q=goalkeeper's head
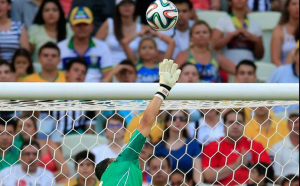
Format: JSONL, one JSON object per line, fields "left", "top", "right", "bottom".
{"left": 95, "top": 158, "right": 116, "bottom": 181}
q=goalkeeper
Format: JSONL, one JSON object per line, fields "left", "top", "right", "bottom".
{"left": 95, "top": 59, "right": 181, "bottom": 186}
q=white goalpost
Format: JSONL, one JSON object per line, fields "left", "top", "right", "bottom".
{"left": 0, "top": 83, "right": 299, "bottom": 186}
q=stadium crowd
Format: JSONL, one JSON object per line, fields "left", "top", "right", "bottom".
{"left": 0, "top": 0, "right": 299, "bottom": 185}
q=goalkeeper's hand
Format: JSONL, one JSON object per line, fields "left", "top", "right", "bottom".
{"left": 155, "top": 59, "right": 181, "bottom": 100}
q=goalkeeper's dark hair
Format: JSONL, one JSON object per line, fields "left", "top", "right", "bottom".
{"left": 95, "top": 158, "right": 111, "bottom": 181}
{"left": 236, "top": 60, "right": 257, "bottom": 75}
{"left": 75, "top": 150, "right": 95, "bottom": 167}
{"left": 250, "top": 163, "right": 275, "bottom": 184}
{"left": 65, "top": 58, "right": 88, "bottom": 72}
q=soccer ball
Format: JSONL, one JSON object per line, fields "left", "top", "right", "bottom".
{"left": 146, "top": 0, "right": 178, "bottom": 31}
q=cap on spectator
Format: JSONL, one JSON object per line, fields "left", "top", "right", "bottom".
{"left": 116, "top": 0, "right": 136, "bottom": 5}
{"left": 289, "top": 108, "right": 299, "bottom": 118}
{"left": 70, "top": 7, "right": 93, "bottom": 26}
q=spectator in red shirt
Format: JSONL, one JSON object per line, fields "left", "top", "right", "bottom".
{"left": 202, "top": 110, "right": 271, "bottom": 186}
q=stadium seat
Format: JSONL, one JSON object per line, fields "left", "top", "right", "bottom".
{"left": 255, "top": 62, "right": 277, "bottom": 82}
{"left": 248, "top": 12, "right": 282, "bottom": 63}
{"left": 196, "top": 11, "right": 228, "bottom": 28}
{"left": 61, "top": 134, "right": 108, "bottom": 159}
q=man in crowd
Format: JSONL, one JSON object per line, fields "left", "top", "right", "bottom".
{"left": 170, "top": 170, "right": 194, "bottom": 186}
{"left": 105, "top": 60, "right": 137, "bottom": 82}
{"left": 148, "top": 155, "right": 171, "bottom": 186}
{"left": 0, "top": 59, "right": 13, "bottom": 82}
{"left": 235, "top": 60, "right": 257, "bottom": 83}
{"left": 202, "top": 110, "right": 271, "bottom": 185}
{"left": 158, "top": 0, "right": 195, "bottom": 59}
{"left": 50, "top": 57, "right": 96, "bottom": 144}
{"left": 0, "top": 140, "right": 55, "bottom": 185}
{"left": 245, "top": 107, "right": 289, "bottom": 150}
{"left": 270, "top": 109, "right": 299, "bottom": 182}
{"left": 0, "top": 119, "right": 22, "bottom": 171}
{"left": 65, "top": 151, "right": 100, "bottom": 186}
{"left": 22, "top": 42, "right": 65, "bottom": 82}
{"left": 58, "top": 6, "right": 113, "bottom": 82}
{"left": 268, "top": 41, "right": 299, "bottom": 83}
{"left": 281, "top": 175, "right": 299, "bottom": 186}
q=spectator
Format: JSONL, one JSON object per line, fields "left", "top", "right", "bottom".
{"left": 0, "top": 140, "right": 55, "bottom": 186}
{"left": 10, "top": 49, "right": 34, "bottom": 82}
{"left": 148, "top": 155, "right": 171, "bottom": 186}
{"left": 105, "top": 60, "right": 138, "bottom": 82}
{"left": 189, "top": 0, "right": 221, "bottom": 10}
{"left": 188, "top": 109, "right": 225, "bottom": 146}
{"left": 282, "top": 175, "right": 299, "bottom": 186}
{"left": 176, "top": 21, "right": 236, "bottom": 83}
{"left": 91, "top": 115, "right": 126, "bottom": 164}
{"left": 286, "top": 26, "right": 299, "bottom": 64}
{"left": 270, "top": 109, "right": 299, "bottom": 180}
{"left": 122, "top": 30, "right": 175, "bottom": 83}
{"left": 178, "top": 63, "right": 200, "bottom": 83}
{"left": 0, "top": 59, "right": 13, "bottom": 82}
{"left": 16, "top": 114, "right": 69, "bottom": 184}
{"left": 245, "top": 107, "right": 289, "bottom": 150}
{"left": 154, "top": 110, "right": 202, "bottom": 184}
{"left": 96, "top": 0, "right": 144, "bottom": 66}
{"left": 202, "top": 110, "right": 271, "bottom": 186}
{"left": 268, "top": 41, "right": 299, "bottom": 83}
{"left": 69, "top": 0, "right": 115, "bottom": 35}
{"left": 0, "top": 0, "right": 30, "bottom": 62}
{"left": 248, "top": 0, "right": 272, "bottom": 12}
{"left": 124, "top": 112, "right": 166, "bottom": 144}
{"left": 170, "top": 170, "right": 195, "bottom": 186}
{"left": 10, "top": 0, "right": 42, "bottom": 29}
{"left": 64, "top": 57, "right": 88, "bottom": 82}
{"left": 58, "top": 6, "right": 113, "bottom": 82}
{"left": 22, "top": 42, "right": 66, "bottom": 82}
{"left": 235, "top": 60, "right": 257, "bottom": 83}
{"left": 212, "top": 0, "right": 264, "bottom": 65}
{"left": 65, "top": 151, "right": 100, "bottom": 186}
{"left": 248, "top": 163, "right": 275, "bottom": 186}
{"left": 140, "top": 137, "right": 154, "bottom": 186}
{"left": 0, "top": 119, "right": 22, "bottom": 170}
{"left": 29, "top": 0, "right": 73, "bottom": 63}
{"left": 271, "top": 0, "right": 299, "bottom": 66}
{"left": 158, "top": 0, "right": 195, "bottom": 59}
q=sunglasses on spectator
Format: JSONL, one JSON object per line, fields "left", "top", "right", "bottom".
{"left": 172, "top": 116, "right": 187, "bottom": 122}
{"left": 107, "top": 124, "right": 123, "bottom": 130}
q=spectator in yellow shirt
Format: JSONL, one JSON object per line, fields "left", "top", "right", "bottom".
{"left": 245, "top": 107, "right": 289, "bottom": 151}
{"left": 22, "top": 42, "right": 66, "bottom": 82}
{"left": 64, "top": 151, "right": 100, "bottom": 186}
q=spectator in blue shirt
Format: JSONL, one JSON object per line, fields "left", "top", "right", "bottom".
{"left": 268, "top": 41, "right": 299, "bottom": 83}
{"left": 154, "top": 110, "right": 202, "bottom": 184}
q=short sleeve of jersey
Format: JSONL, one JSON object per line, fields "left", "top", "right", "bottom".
{"left": 99, "top": 42, "right": 113, "bottom": 72}
{"left": 117, "top": 130, "right": 146, "bottom": 164}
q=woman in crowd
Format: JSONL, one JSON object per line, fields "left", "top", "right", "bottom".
{"left": 0, "top": 0, "right": 30, "bottom": 62}
{"left": 178, "top": 63, "right": 200, "bottom": 83}
{"left": 212, "top": 0, "right": 264, "bottom": 65}
{"left": 10, "top": 49, "right": 34, "bottom": 81}
{"left": 176, "top": 21, "right": 235, "bottom": 83}
{"left": 271, "top": 0, "right": 299, "bottom": 66}
{"left": 96, "top": 0, "right": 144, "bottom": 66}
{"left": 16, "top": 113, "right": 69, "bottom": 184}
{"left": 29, "top": 0, "right": 72, "bottom": 63}
{"left": 122, "top": 28, "right": 175, "bottom": 83}
{"left": 154, "top": 110, "right": 202, "bottom": 184}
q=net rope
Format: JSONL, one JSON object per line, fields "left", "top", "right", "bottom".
{"left": 0, "top": 100, "right": 299, "bottom": 186}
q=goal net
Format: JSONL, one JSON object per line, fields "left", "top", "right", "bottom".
{"left": 0, "top": 83, "right": 299, "bottom": 186}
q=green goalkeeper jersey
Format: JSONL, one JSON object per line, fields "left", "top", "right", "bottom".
{"left": 99, "top": 130, "right": 146, "bottom": 186}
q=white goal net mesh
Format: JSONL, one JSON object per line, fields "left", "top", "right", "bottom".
{"left": 0, "top": 100, "right": 299, "bottom": 186}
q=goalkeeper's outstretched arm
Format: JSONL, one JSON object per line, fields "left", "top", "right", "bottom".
{"left": 138, "top": 59, "right": 181, "bottom": 137}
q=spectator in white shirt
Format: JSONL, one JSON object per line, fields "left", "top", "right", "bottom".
{"left": 91, "top": 115, "right": 126, "bottom": 164}
{"left": 0, "top": 140, "right": 56, "bottom": 186}
{"left": 188, "top": 109, "right": 224, "bottom": 145}
{"left": 269, "top": 109, "right": 299, "bottom": 183}
{"left": 212, "top": 0, "right": 264, "bottom": 65}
